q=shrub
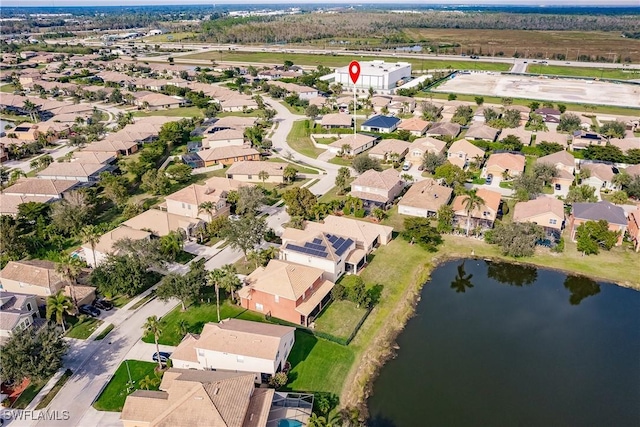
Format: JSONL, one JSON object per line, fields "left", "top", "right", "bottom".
{"left": 354, "top": 209, "right": 366, "bottom": 218}
{"left": 269, "top": 372, "right": 288, "bottom": 389}
{"left": 331, "top": 283, "right": 346, "bottom": 300}
{"left": 552, "top": 237, "right": 565, "bottom": 253}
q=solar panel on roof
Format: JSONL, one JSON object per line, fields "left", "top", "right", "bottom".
{"left": 304, "top": 242, "right": 326, "bottom": 252}
{"left": 312, "top": 238, "right": 323, "bottom": 245}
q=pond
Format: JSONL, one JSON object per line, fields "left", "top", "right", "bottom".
{"left": 368, "top": 260, "right": 640, "bottom": 427}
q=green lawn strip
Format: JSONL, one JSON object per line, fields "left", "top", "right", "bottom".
{"left": 315, "top": 137, "right": 338, "bottom": 145}
{"left": 286, "top": 120, "right": 326, "bottom": 159}
{"left": 142, "top": 302, "right": 265, "bottom": 346}
{"left": 313, "top": 300, "right": 368, "bottom": 340}
{"left": 192, "top": 167, "right": 229, "bottom": 181}
{"left": 131, "top": 106, "right": 203, "bottom": 118}
{"left": 420, "top": 91, "right": 640, "bottom": 116}
{"left": 285, "top": 330, "right": 355, "bottom": 395}
{"left": 35, "top": 369, "right": 73, "bottom": 410}
{"left": 267, "top": 157, "right": 320, "bottom": 174}
{"left": 0, "top": 83, "right": 17, "bottom": 93}
{"left": 128, "top": 292, "right": 157, "bottom": 311}
{"left": 279, "top": 101, "right": 306, "bottom": 115}
{"left": 216, "top": 110, "right": 263, "bottom": 118}
{"left": 94, "top": 324, "right": 114, "bottom": 341}
{"left": 65, "top": 316, "right": 102, "bottom": 340}
{"left": 93, "top": 361, "right": 162, "bottom": 412}
{"left": 183, "top": 51, "right": 511, "bottom": 72}
{"left": 327, "top": 157, "right": 351, "bottom": 167}
{"left": 12, "top": 379, "right": 48, "bottom": 409}
{"left": 234, "top": 258, "right": 258, "bottom": 275}
{"left": 526, "top": 64, "right": 640, "bottom": 80}
{"left": 175, "top": 250, "right": 196, "bottom": 264}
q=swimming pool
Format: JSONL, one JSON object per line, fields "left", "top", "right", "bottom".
{"left": 277, "top": 419, "right": 303, "bottom": 427}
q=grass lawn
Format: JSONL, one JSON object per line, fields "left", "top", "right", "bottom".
{"left": 175, "top": 250, "right": 196, "bottom": 264}
{"left": 182, "top": 51, "right": 511, "bottom": 72}
{"left": 143, "top": 301, "right": 266, "bottom": 346}
{"left": 128, "top": 292, "right": 157, "bottom": 311}
{"left": 327, "top": 156, "right": 351, "bottom": 167}
{"left": 93, "top": 361, "right": 161, "bottom": 412}
{"left": 35, "top": 369, "right": 72, "bottom": 410}
{"left": 380, "top": 205, "right": 406, "bottom": 231}
{"left": 318, "top": 181, "right": 353, "bottom": 203}
{"left": 267, "top": 157, "right": 320, "bottom": 174}
{"left": 527, "top": 64, "right": 640, "bottom": 80}
{"left": 314, "top": 300, "right": 368, "bottom": 340}
{"left": 285, "top": 330, "right": 355, "bottom": 395}
{"left": 315, "top": 137, "right": 338, "bottom": 145}
{"left": 12, "top": 379, "right": 47, "bottom": 409}
{"left": 217, "top": 110, "right": 262, "bottom": 118}
{"left": 193, "top": 167, "right": 228, "bottom": 181}
{"left": 234, "top": 258, "right": 259, "bottom": 276}
{"left": 279, "top": 101, "right": 306, "bottom": 115}
{"left": 131, "top": 106, "right": 203, "bottom": 118}
{"left": 65, "top": 316, "right": 102, "bottom": 340}
{"left": 287, "top": 120, "right": 326, "bottom": 159}
{"left": 0, "top": 83, "right": 17, "bottom": 93}
{"left": 94, "top": 324, "right": 114, "bottom": 341}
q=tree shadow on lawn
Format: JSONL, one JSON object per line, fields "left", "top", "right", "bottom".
{"left": 286, "top": 330, "right": 318, "bottom": 371}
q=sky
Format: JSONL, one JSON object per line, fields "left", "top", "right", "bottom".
{"left": 4, "top": 0, "right": 640, "bottom": 7}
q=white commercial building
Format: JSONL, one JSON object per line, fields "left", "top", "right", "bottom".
{"left": 334, "top": 60, "right": 412, "bottom": 95}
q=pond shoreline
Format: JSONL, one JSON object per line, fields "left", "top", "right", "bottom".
{"left": 342, "top": 246, "right": 639, "bottom": 421}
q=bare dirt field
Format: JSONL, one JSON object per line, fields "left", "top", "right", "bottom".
{"left": 434, "top": 73, "right": 640, "bottom": 108}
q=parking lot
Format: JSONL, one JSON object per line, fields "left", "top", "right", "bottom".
{"left": 435, "top": 73, "right": 640, "bottom": 108}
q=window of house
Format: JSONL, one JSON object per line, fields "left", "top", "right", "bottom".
{"left": 26, "top": 303, "right": 32, "bottom": 312}
{"left": 247, "top": 175, "right": 252, "bottom": 179}
{"left": 483, "top": 211, "right": 490, "bottom": 216}
{"left": 187, "top": 204, "right": 191, "bottom": 210}
{"left": 255, "top": 303, "right": 264, "bottom": 312}
{"left": 549, "top": 219, "right": 557, "bottom": 225}
{"left": 181, "top": 203, "right": 185, "bottom": 208}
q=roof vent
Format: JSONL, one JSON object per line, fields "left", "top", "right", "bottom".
{"left": 214, "top": 388, "right": 220, "bottom": 395}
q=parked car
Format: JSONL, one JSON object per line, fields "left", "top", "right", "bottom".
{"left": 152, "top": 352, "right": 171, "bottom": 363}
{"left": 485, "top": 174, "right": 493, "bottom": 185}
{"left": 93, "top": 299, "right": 113, "bottom": 311}
{"left": 79, "top": 304, "right": 100, "bottom": 317}
{"left": 402, "top": 162, "right": 411, "bottom": 171}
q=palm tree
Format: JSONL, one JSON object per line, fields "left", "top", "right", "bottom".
{"left": 55, "top": 255, "right": 85, "bottom": 311}
{"left": 79, "top": 225, "right": 101, "bottom": 267}
{"left": 461, "top": 189, "right": 485, "bottom": 237}
{"left": 8, "top": 169, "right": 26, "bottom": 185}
{"left": 220, "top": 264, "right": 241, "bottom": 302}
{"left": 46, "top": 291, "right": 73, "bottom": 332}
{"left": 340, "top": 144, "right": 351, "bottom": 158}
{"left": 23, "top": 99, "right": 38, "bottom": 121}
{"left": 206, "top": 269, "right": 225, "bottom": 322}
{"left": 198, "top": 201, "right": 217, "bottom": 220}
{"left": 144, "top": 316, "right": 164, "bottom": 370}
{"left": 451, "top": 261, "right": 474, "bottom": 293}
{"left": 247, "top": 250, "right": 262, "bottom": 270}
{"left": 138, "top": 375, "right": 160, "bottom": 391}
{"left": 258, "top": 170, "right": 269, "bottom": 184}
{"left": 372, "top": 207, "right": 386, "bottom": 221}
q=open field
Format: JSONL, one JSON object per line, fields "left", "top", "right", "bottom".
{"left": 143, "top": 32, "right": 197, "bottom": 43}
{"left": 434, "top": 73, "right": 640, "bottom": 108}
{"left": 181, "top": 51, "right": 511, "bottom": 72}
{"left": 403, "top": 29, "right": 640, "bottom": 63}
{"left": 527, "top": 64, "right": 640, "bottom": 80}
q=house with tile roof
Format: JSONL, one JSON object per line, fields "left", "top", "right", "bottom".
{"left": 226, "top": 161, "right": 288, "bottom": 184}
{"left": 202, "top": 129, "right": 245, "bottom": 149}
{"left": 123, "top": 209, "right": 204, "bottom": 239}
{"left": 197, "top": 146, "right": 261, "bottom": 168}
{"left": 398, "top": 117, "right": 430, "bottom": 136}
{"left": 484, "top": 153, "right": 526, "bottom": 179}
{"left": 0, "top": 260, "right": 95, "bottom": 306}
{"left": 2, "top": 178, "right": 78, "bottom": 199}
{"left": 513, "top": 196, "right": 565, "bottom": 235}
{"left": 163, "top": 177, "right": 247, "bottom": 221}
{"left": 82, "top": 226, "right": 152, "bottom": 268}
{"left": 281, "top": 232, "right": 356, "bottom": 281}
{"left": 36, "top": 161, "right": 111, "bottom": 182}
{"left": 398, "top": 178, "right": 452, "bottom": 218}
{"left": 447, "top": 139, "right": 485, "bottom": 169}
{"left": 0, "top": 291, "right": 41, "bottom": 344}
{"left": 320, "top": 113, "right": 352, "bottom": 129}
{"left": 499, "top": 126, "right": 533, "bottom": 146}
{"left": 0, "top": 194, "right": 55, "bottom": 217}
{"left": 350, "top": 168, "right": 403, "bottom": 210}
{"left": 121, "top": 369, "right": 280, "bottom": 427}
{"left": 367, "top": 138, "right": 411, "bottom": 161}
{"left": 451, "top": 188, "right": 502, "bottom": 232}
{"left": 465, "top": 123, "right": 499, "bottom": 142}
{"left": 580, "top": 162, "right": 619, "bottom": 192}
{"left": 327, "top": 133, "right": 379, "bottom": 156}
{"left": 406, "top": 137, "right": 447, "bottom": 166}
{"left": 536, "top": 150, "right": 576, "bottom": 196}
{"left": 360, "top": 115, "right": 401, "bottom": 133}
{"left": 171, "top": 319, "right": 295, "bottom": 378}
{"left": 426, "top": 122, "right": 461, "bottom": 139}
{"left": 569, "top": 201, "right": 628, "bottom": 246}
{"left": 239, "top": 260, "right": 335, "bottom": 327}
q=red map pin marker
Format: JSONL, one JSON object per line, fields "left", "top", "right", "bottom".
{"left": 349, "top": 61, "right": 360, "bottom": 84}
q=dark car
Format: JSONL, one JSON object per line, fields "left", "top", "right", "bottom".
{"left": 79, "top": 304, "right": 101, "bottom": 317}
{"left": 485, "top": 174, "right": 493, "bottom": 185}
{"left": 93, "top": 299, "right": 113, "bottom": 311}
{"left": 152, "top": 352, "right": 171, "bottom": 363}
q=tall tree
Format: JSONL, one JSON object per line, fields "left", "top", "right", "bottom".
{"left": 144, "top": 316, "right": 164, "bottom": 369}
{"left": 258, "top": 170, "right": 270, "bottom": 184}
{"left": 335, "top": 167, "right": 351, "bottom": 195}
{"left": 219, "top": 263, "right": 242, "bottom": 302}
{"left": 55, "top": 255, "right": 85, "bottom": 310}
{"left": 282, "top": 187, "right": 317, "bottom": 219}
{"left": 236, "top": 185, "right": 266, "bottom": 215}
{"left": 283, "top": 165, "right": 298, "bottom": 184}
{"left": 198, "top": 201, "right": 217, "bottom": 220}
{"left": 461, "top": 189, "right": 485, "bottom": 237}
{"left": 79, "top": 225, "right": 101, "bottom": 267}
{"left": 46, "top": 291, "right": 73, "bottom": 333}
{"left": 206, "top": 268, "right": 225, "bottom": 322}
{"left": 222, "top": 215, "right": 267, "bottom": 259}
